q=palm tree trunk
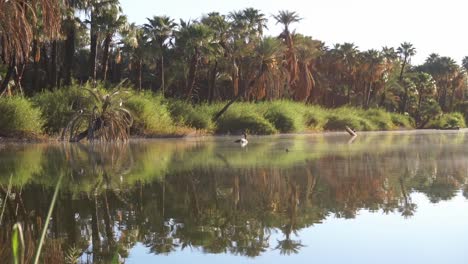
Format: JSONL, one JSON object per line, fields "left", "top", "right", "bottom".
{"left": 101, "top": 33, "right": 112, "bottom": 82}
{"left": 0, "top": 63, "right": 15, "bottom": 95}
{"left": 209, "top": 61, "right": 218, "bottom": 103}
{"left": 32, "top": 39, "right": 40, "bottom": 92}
{"left": 160, "top": 49, "right": 165, "bottom": 96}
{"left": 63, "top": 23, "right": 75, "bottom": 86}
{"left": 89, "top": 23, "right": 98, "bottom": 83}
{"left": 398, "top": 56, "right": 407, "bottom": 82}
{"left": 186, "top": 50, "right": 199, "bottom": 99}
{"left": 137, "top": 59, "right": 142, "bottom": 91}
{"left": 49, "top": 40, "right": 58, "bottom": 88}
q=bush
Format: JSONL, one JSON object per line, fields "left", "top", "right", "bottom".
{"left": 362, "top": 109, "right": 394, "bottom": 130}
{"left": 390, "top": 113, "right": 414, "bottom": 128}
{"left": 32, "top": 86, "right": 93, "bottom": 134}
{"left": 426, "top": 112, "right": 466, "bottom": 129}
{"left": 304, "top": 106, "right": 327, "bottom": 130}
{"left": 216, "top": 110, "right": 277, "bottom": 135}
{"left": 0, "top": 97, "right": 44, "bottom": 136}
{"left": 264, "top": 105, "right": 303, "bottom": 133}
{"left": 455, "top": 101, "right": 468, "bottom": 124}
{"left": 126, "top": 93, "right": 175, "bottom": 135}
{"left": 168, "top": 100, "right": 214, "bottom": 130}
{"left": 324, "top": 115, "right": 376, "bottom": 131}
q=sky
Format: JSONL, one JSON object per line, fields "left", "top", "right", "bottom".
{"left": 120, "top": 0, "right": 468, "bottom": 65}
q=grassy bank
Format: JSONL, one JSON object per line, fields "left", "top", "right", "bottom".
{"left": 1, "top": 87, "right": 466, "bottom": 139}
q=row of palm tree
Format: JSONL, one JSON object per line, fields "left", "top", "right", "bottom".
{"left": 1, "top": 1, "right": 467, "bottom": 118}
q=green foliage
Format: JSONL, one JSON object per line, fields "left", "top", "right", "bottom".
{"left": 32, "top": 86, "right": 93, "bottom": 134}
{"left": 262, "top": 101, "right": 305, "bottom": 133}
{"left": 390, "top": 113, "right": 414, "bottom": 128}
{"left": 0, "top": 97, "right": 44, "bottom": 136}
{"left": 324, "top": 114, "right": 376, "bottom": 131}
{"left": 454, "top": 101, "right": 468, "bottom": 124}
{"left": 216, "top": 109, "right": 277, "bottom": 135}
{"left": 426, "top": 112, "right": 466, "bottom": 129}
{"left": 303, "top": 106, "right": 327, "bottom": 130}
{"left": 167, "top": 100, "right": 214, "bottom": 130}
{"left": 126, "top": 93, "right": 175, "bottom": 135}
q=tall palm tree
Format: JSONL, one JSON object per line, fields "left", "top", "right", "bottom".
{"left": 332, "top": 42, "right": 359, "bottom": 104}
{"left": 360, "top": 49, "right": 385, "bottom": 108}
{"left": 379, "top": 46, "right": 399, "bottom": 106}
{"left": 201, "top": 12, "right": 231, "bottom": 102}
{"left": 97, "top": 5, "right": 127, "bottom": 82}
{"left": 121, "top": 24, "right": 148, "bottom": 90}
{"left": 84, "top": 0, "right": 120, "bottom": 83}
{"left": 397, "top": 42, "right": 416, "bottom": 81}
{"left": 175, "top": 21, "right": 221, "bottom": 100}
{"left": 228, "top": 9, "right": 268, "bottom": 98}
{"left": 273, "top": 10, "right": 302, "bottom": 90}
{"left": 292, "top": 35, "right": 322, "bottom": 101}
{"left": 144, "top": 15, "right": 177, "bottom": 95}
{"left": 397, "top": 42, "right": 416, "bottom": 112}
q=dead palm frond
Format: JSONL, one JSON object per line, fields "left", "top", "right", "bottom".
{"left": 0, "top": 0, "right": 61, "bottom": 64}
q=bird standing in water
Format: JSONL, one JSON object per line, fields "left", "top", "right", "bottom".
{"left": 235, "top": 132, "right": 248, "bottom": 147}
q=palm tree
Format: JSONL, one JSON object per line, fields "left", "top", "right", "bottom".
{"left": 331, "top": 42, "right": 359, "bottom": 104}
{"left": 98, "top": 5, "right": 127, "bottom": 82}
{"left": 292, "top": 35, "right": 322, "bottom": 101}
{"left": 144, "top": 15, "right": 177, "bottom": 95}
{"left": 272, "top": 10, "right": 302, "bottom": 36}
{"left": 228, "top": 9, "right": 268, "bottom": 98}
{"left": 176, "top": 20, "right": 221, "bottom": 100}
{"left": 378, "top": 47, "right": 398, "bottom": 104}
{"left": 360, "top": 49, "right": 385, "bottom": 108}
{"left": 84, "top": 0, "right": 120, "bottom": 83}
{"left": 411, "top": 72, "right": 436, "bottom": 125}
{"left": 214, "top": 37, "right": 282, "bottom": 120}
{"left": 201, "top": 12, "right": 231, "bottom": 102}
{"left": 121, "top": 24, "right": 148, "bottom": 90}
{"left": 397, "top": 42, "right": 416, "bottom": 112}
{"left": 273, "top": 10, "right": 302, "bottom": 91}
{"left": 462, "top": 56, "right": 468, "bottom": 72}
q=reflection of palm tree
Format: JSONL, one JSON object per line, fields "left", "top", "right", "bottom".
{"left": 275, "top": 180, "right": 304, "bottom": 255}
{"left": 275, "top": 218, "right": 304, "bottom": 255}
{"left": 398, "top": 177, "right": 417, "bottom": 218}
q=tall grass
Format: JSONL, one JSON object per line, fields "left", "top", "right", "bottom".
{"left": 426, "top": 112, "right": 466, "bottom": 129}
{"left": 14, "top": 86, "right": 422, "bottom": 138}
{"left": 126, "top": 92, "right": 175, "bottom": 135}
{"left": 32, "top": 173, "right": 63, "bottom": 264}
{"left": 0, "top": 97, "right": 44, "bottom": 137}
{"left": 167, "top": 100, "right": 215, "bottom": 130}
{"left": 32, "top": 86, "right": 92, "bottom": 134}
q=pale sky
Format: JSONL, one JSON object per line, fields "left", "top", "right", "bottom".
{"left": 120, "top": 0, "right": 468, "bottom": 65}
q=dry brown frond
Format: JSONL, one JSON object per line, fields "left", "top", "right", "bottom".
{"left": 0, "top": 0, "right": 61, "bottom": 63}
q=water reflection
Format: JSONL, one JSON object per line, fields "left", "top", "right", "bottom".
{"left": 0, "top": 132, "right": 467, "bottom": 263}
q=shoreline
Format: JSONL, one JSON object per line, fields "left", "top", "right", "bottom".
{"left": 1, "top": 128, "right": 465, "bottom": 144}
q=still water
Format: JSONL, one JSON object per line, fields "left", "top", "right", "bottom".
{"left": 1, "top": 131, "right": 468, "bottom": 263}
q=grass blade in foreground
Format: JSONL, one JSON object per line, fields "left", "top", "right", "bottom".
{"left": 33, "top": 174, "right": 63, "bottom": 264}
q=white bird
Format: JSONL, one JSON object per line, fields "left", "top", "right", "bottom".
{"left": 234, "top": 132, "right": 248, "bottom": 147}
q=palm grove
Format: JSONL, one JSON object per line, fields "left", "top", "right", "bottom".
{"left": 1, "top": 0, "right": 468, "bottom": 137}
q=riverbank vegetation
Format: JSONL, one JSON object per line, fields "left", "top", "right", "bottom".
{"left": 0, "top": 0, "right": 467, "bottom": 139}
